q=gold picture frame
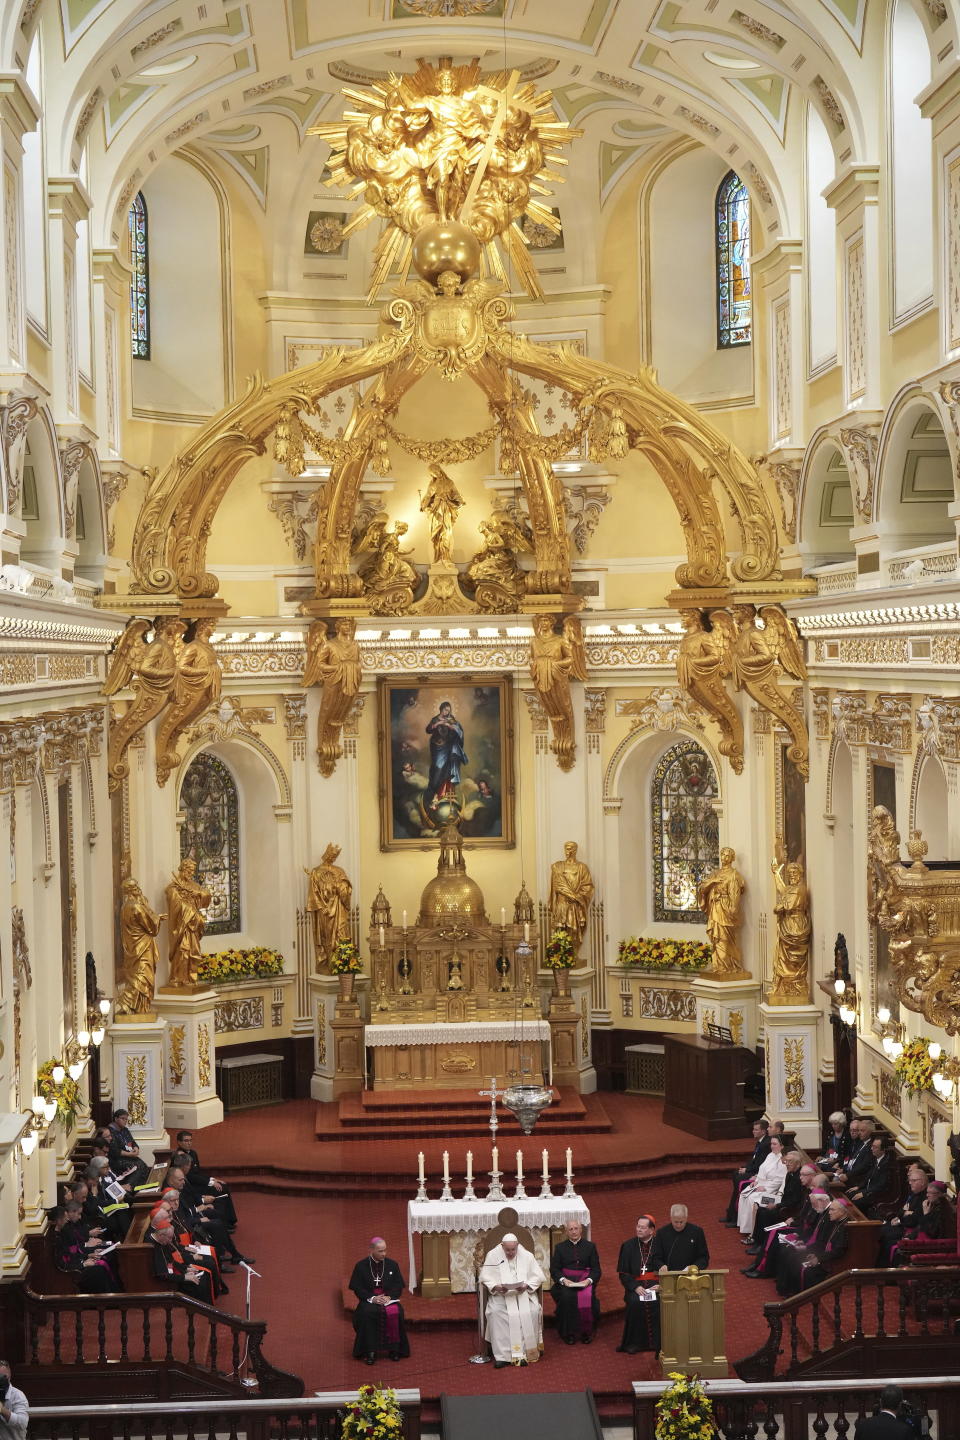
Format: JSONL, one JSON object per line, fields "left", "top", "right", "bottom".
{"left": 378, "top": 676, "right": 515, "bottom": 850}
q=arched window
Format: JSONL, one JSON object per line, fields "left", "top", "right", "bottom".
{"left": 179, "top": 752, "right": 240, "bottom": 934}
{"left": 128, "top": 192, "right": 150, "bottom": 359}
{"left": 652, "top": 740, "right": 720, "bottom": 922}
{"left": 716, "top": 171, "right": 751, "bottom": 348}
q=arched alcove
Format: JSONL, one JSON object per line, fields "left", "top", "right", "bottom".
{"left": 877, "top": 399, "right": 954, "bottom": 551}
{"left": 177, "top": 738, "right": 288, "bottom": 952}
{"left": 915, "top": 754, "right": 948, "bottom": 859}
{"left": 74, "top": 455, "right": 107, "bottom": 585}
{"left": 831, "top": 741, "right": 855, "bottom": 948}
{"left": 648, "top": 147, "right": 753, "bottom": 405}
{"left": 798, "top": 440, "right": 855, "bottom": 567}
{"left": 20, "top": 414, "right": 64, "bottom": 571}
{"left": 889, "top": 0, "right": 934, "bottom": 324}
{"left": 806, "top": 102, "right": 838, "bottom": 374}
{"left": 22, "top": 29, "right": 47, "bottom": 331}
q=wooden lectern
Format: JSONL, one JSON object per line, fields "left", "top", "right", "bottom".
{"left": 661, "top": 1033, "right": 759, "bottom": 1139}
{"left": 658, "top": 1267, "right": 728, "bottom": 1378}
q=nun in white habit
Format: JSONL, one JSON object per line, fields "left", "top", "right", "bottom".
{"left": 479, "top": 1232, "right": 546, "bottom": 1367}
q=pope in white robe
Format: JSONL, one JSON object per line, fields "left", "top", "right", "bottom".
{"left": 479, "top": 1233, "right": 545, "bottom": 1367}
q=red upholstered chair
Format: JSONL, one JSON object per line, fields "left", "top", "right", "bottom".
{"left": 897, "top": 1194, "right": 959, "bottom": 1266}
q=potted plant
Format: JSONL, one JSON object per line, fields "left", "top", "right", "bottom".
{"left": 544, "top": 927, "right": 576, "bottom": 996}
{"left": 37, "top": 1059, "right": 84, "bottom": 1131}
{"left": 893, "top": 1037, "right": 936, "bottom": 1096}
{"left": 196, "top": 946, "right": 284, "bottom": 985}
{"left": 617, "top": 937, "right": 712, "bottom": 973}
{"left": 655, "top": 1371, "right": 715, "bottom": 1440}
{"left": 340, "top": 1383, "right": 404, "bottom": 1440}
{"left": 331, "top": 939, "right": 363, "bottom": 1001}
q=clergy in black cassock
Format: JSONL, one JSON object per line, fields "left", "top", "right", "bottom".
{"left": 616, "top": 1214, "right": 660, "bottom": 1354}
{"left": 648, "top": 1205, "right": 710, "bottom": 1272}
{"left": 349, "top": 1237, "right": 410, "bottom": 1364}
{"left": 550, "top": 1220, "right": 601, "bottom": 1344}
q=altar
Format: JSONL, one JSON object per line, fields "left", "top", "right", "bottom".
{"left": 408, "top": 1194, "right": 591, "bottom": 1296}
{"left": 365, "top": 1019, "right": 551, "bottom": 1090}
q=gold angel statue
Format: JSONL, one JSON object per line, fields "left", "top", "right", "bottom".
{"left": 304, "top": 617, "right": 363, "bottom": 777}
{"left": 466, "top": 508, "right": 532, "bottom": 612}
{"left": 676, "top": 609, "right": 744, "bottom": 775}
{"left": 156, "top": 617, "right": 222, "bottom": 787}
{"left": 732, "top": 605, "right": 809, "bottom": 780}
{"left": 116, "top": 877, "right": 164, "bottom": 1016}
{"left": 103, "top": 617, "right": 185, "bottom": 794}
{"left": 563, "top": 615, "right": 588, "bottom": 683}
{"left": 769, "top": 840, "right": 812, "bottom": 1003}
{"left": 354, "top": 512, "right": 418, "bottom": 614}
{"left": 529, "top": 613, "right": 576, "bottom": 771}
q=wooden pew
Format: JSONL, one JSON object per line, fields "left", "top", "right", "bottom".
{"left": 116, "top": 1209, "right": 169, "bottom": 1293}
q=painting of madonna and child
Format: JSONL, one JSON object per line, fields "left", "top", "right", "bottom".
{"left": 379, "top": 678, "right": 515, "bottom": 848}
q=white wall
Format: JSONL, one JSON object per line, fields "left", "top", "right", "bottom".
{"left": 649, "top": 147, "right": 753, "bottom": 404}
{"left": 806, "top": 103, "right": 838, "bottom": 374}
{"left": 22, "top": 31, "right": 46, "bottom": 331}
{"left": 890, "top": 0, "right": 934, "bottom": 324}
{"left": 133, "top": 157, "right": 226, "bottom": 417}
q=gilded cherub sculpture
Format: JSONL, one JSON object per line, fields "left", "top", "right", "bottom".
{"left": 354, "top": 512, "right": 418, "bottom": 614}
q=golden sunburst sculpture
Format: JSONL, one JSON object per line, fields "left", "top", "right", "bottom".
{"left": 309, "top": 57, "right": 579, "bottom": 300}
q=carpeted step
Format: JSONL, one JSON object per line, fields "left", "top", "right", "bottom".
{"left": 356, "top": 1086, "right": 572, "bottom": 1113}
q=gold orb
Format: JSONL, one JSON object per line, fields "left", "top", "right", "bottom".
{"left": 411, "top": 220, "right": 480, "bottom": 287}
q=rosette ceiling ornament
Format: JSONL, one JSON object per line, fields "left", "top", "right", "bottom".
{"left": 106, "top": 59, "right": 811, "bottom": 770}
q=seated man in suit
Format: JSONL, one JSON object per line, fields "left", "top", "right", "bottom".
{"left": 835, "top": 1118, "right": 874, "bottom": 1189}
{"left": 853, "top": 1385, "right": 916, "bottom": 1440}
{"left": 847, "top": 1136, "right": 893, "bottom": 1215}
{"left": 650, "top": 1204, "right": 709, "bottom": 1272}
{"left": 480, "top": 1233, "right": 546, "bottom": 1368}
{"left": 108, "top": 1110, "right": 151, "bottom": 1188}
{"left": 721, "top": 1120, "right": 770, "bottom": 1224}
{"left": 175, "top": 1130, "right": 238, "bottom": 1228}
{"left": 150, "top": 1222, "right": 216, "bottom": 1305}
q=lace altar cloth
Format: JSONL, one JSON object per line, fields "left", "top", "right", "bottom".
{"left": 407, "top": 1194, "right": 590, "bottom": 1292}
{"left": 365, "top": 1020, "right": 551, "bottom": 1046}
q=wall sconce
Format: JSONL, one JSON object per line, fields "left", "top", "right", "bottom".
{"left": 51, "top": 1063, "right": 65, "bottom": 1086}
{"left": 927, "top": 1045, "right": 960, "bottom": 1100}
{"left": 878, "top": 1006, "right": 905, "bottom": 1058}
{"left": 835, "top": 982, "right": 859, "bottom": 1028}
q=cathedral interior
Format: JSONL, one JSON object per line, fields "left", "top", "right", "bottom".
{"left": 3, "top": 0, "right": 960, "bottom": 1422}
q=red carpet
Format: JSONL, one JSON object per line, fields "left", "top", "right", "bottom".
{"left": 175, "top": 1093, "right": 775, "bottom": 1417}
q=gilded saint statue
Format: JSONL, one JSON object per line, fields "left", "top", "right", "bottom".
{"left": 529, "top": 614, "right": 576, "bottom": 771}
{"left": 305, "top": 842, "right": 353, "bottom": 972}
{"left": 420, "top": 464, "right": 465, "bottom": 563}
{"left": 165, "top": 857, "right": 210, "bottom": 990}
{"left": 304, "top": 617, "right": 363, "bottom": 777}
{"left": 697, "top": 848, "right": 747, "bottom": 977}
{"left": 116, "top": 878, "right": 164, "bottom": 1016}
{"left": 549, "top": 841, "right": 594, "bottom": 957}
{"left": 769, "top": 841, "right": 812, "bottom": 1003}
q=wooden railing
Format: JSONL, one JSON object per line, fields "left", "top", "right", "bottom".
{"left": 26, "top": 1390, "right": 422, "bottom": 1440}
{"left": 734, "top": 1266, "right": 960, "bottom": 1380}
{"left": 21, "top": 1287, "right": 303, "bottom": 1399}
{"left": 634, "top": 1377, "right": 960, "bottom": 1440}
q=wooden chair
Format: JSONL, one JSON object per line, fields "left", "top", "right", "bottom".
{"left": 473, "top": 1208, "right": 539, "bottom": 1361}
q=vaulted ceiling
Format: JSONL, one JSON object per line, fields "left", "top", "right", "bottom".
{"left": 8, "top": 0, "right": 955, "bottom": 259}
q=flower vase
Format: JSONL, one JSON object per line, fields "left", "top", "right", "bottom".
{"left": 338, "top": 972, "right": 355, "bottom": 1002}
{"left": 554, "top": 967, "right": 571, "bottom": 998}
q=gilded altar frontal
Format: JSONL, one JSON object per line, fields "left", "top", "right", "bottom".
{"left": 3, "top": 0, "right": 960, "bottom": 1369}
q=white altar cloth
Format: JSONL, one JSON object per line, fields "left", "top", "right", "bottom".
{"left": 365, "top": 1020, "right": 551, "bottom": 1046}
{"left": 407, "top": 1194, "right": 590, "bottom": 1292}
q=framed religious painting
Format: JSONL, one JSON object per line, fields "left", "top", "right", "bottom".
{"left": 378, "top": 677, "right": 515, "bottom": 849}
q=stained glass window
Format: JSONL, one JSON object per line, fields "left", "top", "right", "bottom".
{"left": 179, "top": 752, "right": 240, "bottom": 935}
{"left": 128, "top": 192, "right": 150, "bottom": 359}
{"left": 716, "top": 171, "right": 751, "bottom": 348}
{"left": 652, "top": 740, "right": 720, "bottom": 923}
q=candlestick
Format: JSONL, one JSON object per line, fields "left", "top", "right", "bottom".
{"left": 501, "top": 907, "right": 506, "bottom": 927}
{"left": 566, "top": 1147, "right": 573, "bottom": 1175}
{"left": 542, "top": 1148, "right": 549, "bottom": 1180}
{"left": 563, "top": 1147, "right": 576, "bottom": 1199}
{"left": 379, "top": 924, "right": 385, "bottom": 946}
{"left": 402, "top": 909, "right": 408, "bottom": 929}
{"left": 415, "top": 1150, "right": 427, "bottom": 1202}
{"left": 492, "top": 1144, "right": 498, "bottom": 1172}
{"left": 418, "top": 1151, "right": 425, "bottom": 1185}
{"left": 516, "top": 1149, "right": 523, "bottom": 1181}
{"left": 466, "top": 1150, "right": 473, "bottom": 1184}
{"left": 524, "top": 921, "right": 530, "bottom": 943}
{"left": 440, "top": 1148, "right": 453, "bottom": 1201}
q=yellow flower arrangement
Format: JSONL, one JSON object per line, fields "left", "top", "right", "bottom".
{"left": 196, "top": 946, "right": 284, "bottom": 985}
{"left": 617, "top": 937, "right": 712, "bottom": 973}
{"left": 341, "top": 1384, "right": 405, "bottom": 1440}
{"left": 893, "top": 1037, "right": 936, "bottom": 1096}
{"left": 655, "top": 1372, "right": 716, "bottom": 1440}
{"left": 37, "top": 1059, "right": 83, "bottom": 1129}
{"left": 331, "top": 940, "right": 364, "bottom": 975}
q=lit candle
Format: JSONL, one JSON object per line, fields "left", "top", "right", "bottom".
{"left": 442, "top": 1150, "right": 450, "bottom": 1184}
{"left": 417, "top": 1151, "right": 425, "bottom": 1185}
{"left": 542, "top": 1148, "right": 549, "bottom": 1179}
{"left": 524, "top": 922, "right": 530, "bottom": 943}
{"left": 516, "top": 1150, "right": 523, "bottom": 1181}
{"left": 466, "top": 1150, "right": 473, "bottom": 1184}
{"left": 402, "top": 909, "right": 408, "bottom": 930}
{"left": 492, "top": 1145, "right": 499, "bottom": 1172}
{"left": 501, "top": 907, "right": 506, "bottom": 927}
{"left": 379, "top": 924, "right": 385, "bottom": 946}
{"left": 565, "top": 1146, "right": 573, "bottom": 1176}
